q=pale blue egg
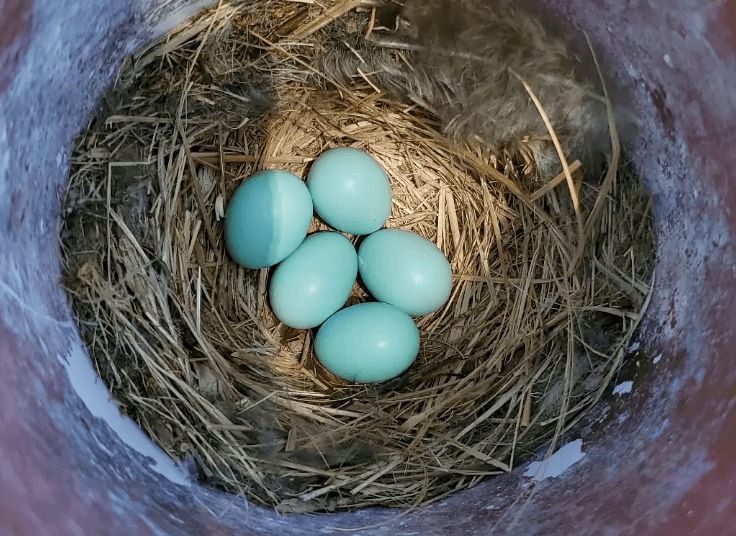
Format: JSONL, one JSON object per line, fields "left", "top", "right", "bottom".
{"left": 270, "top": 232, "right": 358, "bottom": 329}
{"left": 315, "top": 302, "right": 419, "bottom": 383}
{"left": 308, "top": 147, "right": 391, "bottom": 235}
{"left": 358, "top": 229, "right": 452, "bottom": 316}
{"left": 225, "top": 170, "right": 313, "bottom": 269}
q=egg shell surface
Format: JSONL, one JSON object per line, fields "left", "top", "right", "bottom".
{"left": 225, "top": 170, "right": 313, "bottom": 269}
{"left": 315, "top": 302, "right": 420, "bottom": 383}
{"left": 308, "top": 147, "right": 391, "bottom": 235}
{"left": 269, "top": 232, "right": 358, "bottom": 329}
{"left": 358, "top": 229, "right": 453, "bottom": 316}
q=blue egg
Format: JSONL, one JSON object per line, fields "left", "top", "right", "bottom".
{"left": 225, "top": 170, "right": 313, "bottom": 269}
{"left": 308, "top": 147, "right": 391, "bottom": 235}
{"left": 315, "top": 302, "right": 419, "bottom": 383}
{"left": 270, "top": 232, "right": 358, "bottom": 329}
{"left": 358, "top": 229, "right": 452, "bottom": 316}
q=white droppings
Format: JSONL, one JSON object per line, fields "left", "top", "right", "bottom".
{"left": 613, "top": 381, "right": 633, "bottom": 395}
{"left": 688, "top": 12, "right": 707, "bottom": 40}
{"left": 524, "top": 439, "right": 585, "bottom": 481}
{"left": 628, "top": 342, "right": 640, "bottom": 353}
{"left": 624, "top": 63, "right": 640, "bottom": 79}
{"left": 0, "top": 119, "right": 9, "bottom": 199}
{"left": 0, "top": 277, "right": 74, "bottom": 331}
{"left": 95, "top": 437, "right": 113, "bottom": 456}
{"left": 650, "top": 418, "right": 669, "bottom": 440}
{"left": 653, "top": 353, "right": 662, "bottom": 364}
{"left": 695, "top": 368, "right": 705, "bottom": 384}
{"left": 58, "top": 345, "right": 190, "bottom": 487}
{"left": 664, "top": 54, "right": 673, "bottom": 68}
{"left": 138, "top": 514, "right": 169, "bottom": 536}
{"left": 485, "top": 504, "right": 496, "bottom": 510}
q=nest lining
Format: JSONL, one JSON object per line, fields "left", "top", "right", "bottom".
{"left": 60, "top": 0, "right": 656, "bottom": 514}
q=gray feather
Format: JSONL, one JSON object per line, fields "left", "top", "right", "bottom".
{"left": 318, "top": 0, "right": 634, "bottom": 180}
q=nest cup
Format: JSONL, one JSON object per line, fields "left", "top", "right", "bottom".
{"left": 60, "top": 0, "right": 656, "bottom": 514}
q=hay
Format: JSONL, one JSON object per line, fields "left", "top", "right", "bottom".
{"left": 60, "top": 0, "right": 656, "bottom": 514}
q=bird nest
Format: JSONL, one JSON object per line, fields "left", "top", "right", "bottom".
{"left": 60, "top": 0, "right": 656, "bottom": 514}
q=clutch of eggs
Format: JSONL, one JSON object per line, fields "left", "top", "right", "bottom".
{"left": 224, "top": 149, "right": 452, "bottom": 383}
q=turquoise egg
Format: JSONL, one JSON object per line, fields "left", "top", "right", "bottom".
{"left": 308, "top": 147, "right": 391, "bottom": 235}
{"left": 225, "top": 170, "right": 313, "bottom": 269}
{"left": 315, "top": 302, "right": 419, "bottom": 383}
{"left": 358, "top": 229, "right": 452, "bottom": 316}
{"left": 269, "top": 232, "right": 358, "bottom": 329}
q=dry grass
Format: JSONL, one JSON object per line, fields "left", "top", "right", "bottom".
{"left": 59, "top": 0, "right": 656, "bottom": 513}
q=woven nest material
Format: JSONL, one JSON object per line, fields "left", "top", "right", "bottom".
{"left": 60, "top": 0, "right": 656, "bottom": 514}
